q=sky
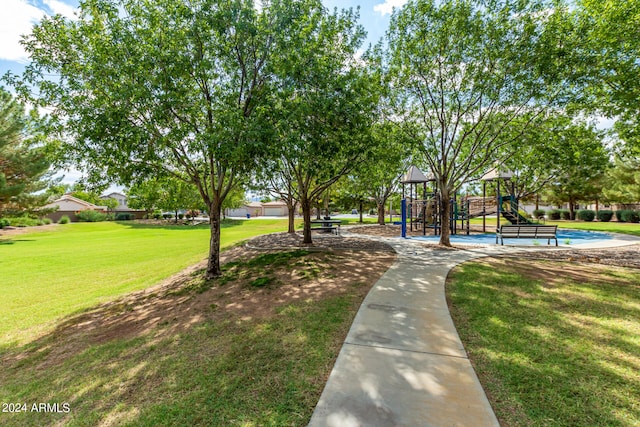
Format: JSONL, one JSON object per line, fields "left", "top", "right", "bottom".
{"left": 0, "top": 0, "right": 407, "bottom": 187}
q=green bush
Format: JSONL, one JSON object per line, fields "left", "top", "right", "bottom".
{"left": 58, "top": 215, "right": 70, "bottom": 224}
{"left": 577, "top": 209, "right": 595, "bottom": 221}
{"left": 42, "top": 218, "right": 53, "bottom": 225}
{"left": 618, "top": 210, "right": 640, "bottom": 223}
{"left": 0, "top": 218, "right": 10, "bottom": 228}
{"left": 76, "top": 210, "right": 107, "bottom": 222}
{"left": 548, "top": 209, "right": 561, "bottom": 220}
{"left": 115, "top": 213, "right": 134, "bottom": 221}
{"left": 597, "top": 210, "right": 613, "bottom": 222}
{"left": 532, "top": 209, "right": 545, "bottom": 219}
{"left": 9, "top": 216, "right": 41, "bottom": 227}
{"left": 559, "top": 209, "right": 571, "bottom": 220}
{"left": 178, "top": 213, "right": 184, "bottom": 220}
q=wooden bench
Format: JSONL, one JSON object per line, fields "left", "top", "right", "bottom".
{"left": 310, "top": 219, "right": 341, "bottom": 235}
{"left": 496, "top": 225, "right": 558, "bottom": 246}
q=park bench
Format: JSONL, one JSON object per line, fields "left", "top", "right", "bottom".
{"left": 496, "top": 224, "right": 558, "bottom": 246}
{"left": 310, "top": 219, "right": 341, "bottom": 235}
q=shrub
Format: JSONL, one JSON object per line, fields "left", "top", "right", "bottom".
{"left": 178, "top": 213, "right": 184, "bottom": 219}
{"left": 162, "top": 213, "right": 170, "bottom": 219}
{"left": 548, "top": 209, "right": 561, "bottom": 220}
{"left": 58, "top": 215, "right": 70, "bottom": 224}
{"left": 0, "top": 218, "right": 10, "bottom": 228}
{"left": 115, "top": 213, "right": 134, "bottom": 221}
{"left": 532, "top": 209, "right": 545, "bottom": 219}
{"left": 597, "top": 210, "right": 613, "bottom": 222}
{"left": 42, "top": 218, "right": 53, "bottom": 225}
{"left": 153, "top": 211, "right": 162, "bottom": 220}
{"left": 560, "top": 209, "right": 571, "bottom": 220}
{"left": 619, "top": 210, "right": 640, "bottom": 223}
{"left": 9, "top": 216, "right": 40, "bottom": 227}
{"left": 76, "top": 210, "right": 107, "bottom": 222}
{"left": 577, "top": 209, "right": 595, "bottom": 221}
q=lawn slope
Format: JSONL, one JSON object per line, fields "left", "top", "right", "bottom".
{"left": 0, "top": 220, "right": 288, "bottom": 345}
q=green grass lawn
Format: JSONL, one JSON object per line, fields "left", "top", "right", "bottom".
{"left": 0, "top": 249, "right": 389, "bottom": 426}
{"left": 0, "top": 219, "right": 290, "bottom": 346}
{"left": 447, "top": 259, "right": 640, "bottom": 426}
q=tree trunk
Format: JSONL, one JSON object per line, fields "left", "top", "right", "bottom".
{"left": 287, "top": 201, "right": 296, "bottom": 233}
{"left": 359, "top": 200, "right": 363, "bottom": 223}
{"left": 301, "top": 197, "right": 313, "bottom": 244}
{"left": 174, "top": 210, "right": 178, "bottom": 223}
{"left": 439, "top": 187, "right": 452, "bottom": 247}
{"left": 569, "top": 199, "right": 575, "bottom": 220}
{"left": 206, "top": 205, "right": 222, "bottom": 279}
{"left": 377, "top": 201, "right": 385, "bottom": 225}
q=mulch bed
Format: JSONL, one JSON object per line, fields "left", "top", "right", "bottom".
{"left": 246, "top": 232, "right": 394, "bottom": 252}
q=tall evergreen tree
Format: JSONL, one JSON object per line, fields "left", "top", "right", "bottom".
{"left": 0, "top": 88, "right": 50, "bottom": 218}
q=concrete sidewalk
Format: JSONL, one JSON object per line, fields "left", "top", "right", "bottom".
{"left": 309, "top": 232, "right": 640, "bottom": 426}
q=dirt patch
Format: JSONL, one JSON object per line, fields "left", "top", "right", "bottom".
{"left": 248, "top": 231, "right": 395, "bottom": 251}
{"left": 0, "top": 223, "right": 59, "bottom": 238}
{"left": 3, "top": 236, "right": 396, "bottom": 370}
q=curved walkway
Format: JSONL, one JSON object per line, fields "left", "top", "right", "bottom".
{"left": 309, "top": 231, "right": 640, "bottom": 426}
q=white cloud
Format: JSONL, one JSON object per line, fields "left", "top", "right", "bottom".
{"left": 43, "top": 0, "right": 77, "bottom": 19}
{"left": 0, "top": 0, "right": 78, "bottom": 62}
{"left": 0, "top": 0, "right": 45, "bottom": 62}
{"left": 373, "top": 0, "right": 408, "bottom": 16}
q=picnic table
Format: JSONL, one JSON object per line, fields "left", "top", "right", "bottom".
{"left": 310, "top": 219, "right": 341, "bottom": 235}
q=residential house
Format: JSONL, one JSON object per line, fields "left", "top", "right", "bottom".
{"left": 42, "top": 194, "right": 108, "bottom": 222}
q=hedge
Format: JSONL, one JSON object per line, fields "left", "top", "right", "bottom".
{"left": 597, "top": 210, "right": 613, "bottom": 222}
{"left": 577, "top": 209, "right": 595, "bottom": 221}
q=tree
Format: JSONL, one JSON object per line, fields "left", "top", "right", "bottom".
{"left": 12, "top": 0, "right": 304, "bottom": 278}
{"left": 351, "top": 123, "right": 411, "bottom": 225}
{"left": 157, "top": 177, "right": 202, "bottom": 223}
{"left": 602, "top": 155, "right": 640, "bottom": 205}
{"left": 544, "top": 122, "right": 610, "bottom": 219}
{"left": 500, "top": 113, "right": 603, "bottom": 203}
{"left": 221, "top": 184, "right": 247, "bottom": 219}
{"left": 127, "top": 179, "right": 163, "bottom": 218}
{"left": 268, "top": 3, "right": 380, "bottom": 244}
{"left": 0, "top": 88, "right": 51, "bottom": 218}
{"left": 386, "top": 0, "right": 573, "bottom": 245}
{"left": 253, "top": 159, "right": 299, "bottom": 232}
{"left": 574, "top": 0, "right": 640, "bottom": 154}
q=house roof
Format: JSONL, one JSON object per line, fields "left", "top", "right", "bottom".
{"left": 262, "top": 200, "right": 287, "bottom": 206}
{"left": 43, "top": 194, "right": 107, "bottom": 210}
{"left": 246, "top": 201, "right": 263, "bottom": 208}
{"left": 101, "top": 192, "right": 127, "bottom": 199}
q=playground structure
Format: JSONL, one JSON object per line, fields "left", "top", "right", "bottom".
{"left": 401, "top": 165, "right": 531, "bottom": 238}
